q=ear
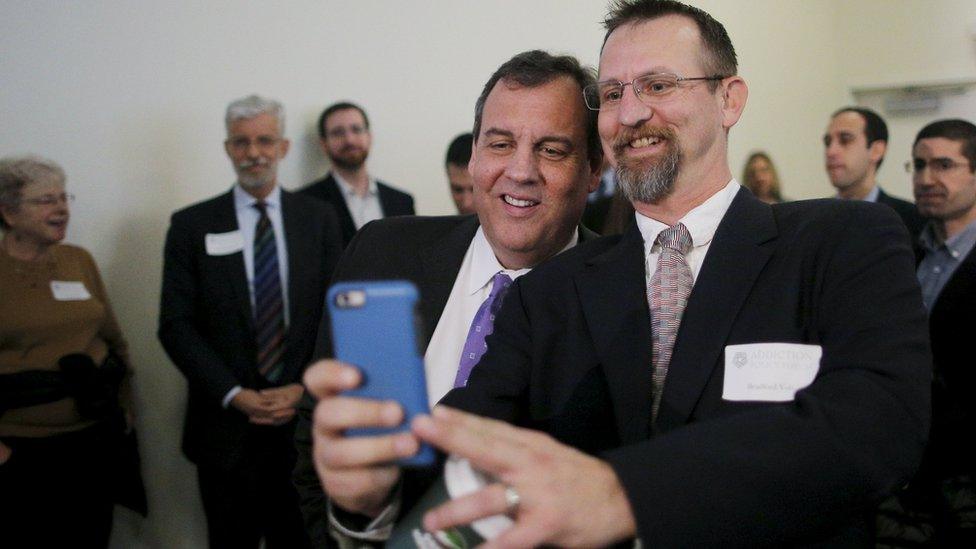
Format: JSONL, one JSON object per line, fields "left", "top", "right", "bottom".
{"left": 720, "top": 76, "right": 748, "bottom": 130}
{"left": 278, "top": 138, "right": 291, "bottom": 158}
{"left": 0, "top": 205, "right": 15, "bottom": 230}
{"left": 468, "top": 138, "right": 478, "bottom": 178}
{"left": 586, "top": 154, "right": 604, "bottom": 193}
{"left": 318, "top": 136, "right": 330, "bottom": 155}
{"left": 869, "top": 139, "right": 886, "bottom": 166}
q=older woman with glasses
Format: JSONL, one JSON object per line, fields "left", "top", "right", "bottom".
{"left": 0, "top": 155, "right": 143, "bottom": 547}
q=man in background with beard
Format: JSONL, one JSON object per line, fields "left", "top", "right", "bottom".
{"left": 301, "top": 102, "right": 415, "bottom": 247}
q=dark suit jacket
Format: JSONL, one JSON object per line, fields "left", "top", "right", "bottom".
{"left": 443, "top": 190, "right": 932, "bottom": 547}
{"left": 158, "top": 187, "right": 342, "bottom": 471}
{"left": 921, "top": 242, "right": 976, "bottom": 480}
{"left": 292, "top": 214, "right": 596, "bottom": 546}
{"left": 299, "top": 173, "right": 415, "bottom": 247}
{"left": 877, "top": 187, "right": 926, "bottom": 243}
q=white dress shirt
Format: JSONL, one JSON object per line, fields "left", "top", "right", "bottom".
{"left": 333, "top": 171, "right": 384, "bottom": 229}
{"left": 223, "top": 183, "right": 291, "bottom": 407}
{"left": 635, "top": 179, "right": 740, "bottom": 287}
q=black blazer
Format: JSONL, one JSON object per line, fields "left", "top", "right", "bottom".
{"left": 922, "top": 243, "right": 976, "bottom": 479}
{"left": 292, "top": 214, "right": 596, "bottom": 546}
{"left": 158, "top": 188, "right": 342, "bottom": 470}
{"left": 877, "top": 187, "right": 926, "bottom": 243}
{"left": 443, "top": 190, "right": 932, "bottom": 547}
{"left": 299, "top": 173, "right": 415, "bottom": 247}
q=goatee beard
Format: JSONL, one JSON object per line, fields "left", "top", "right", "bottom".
{"left": 616, "top": 142, "right": 681, "bottom": 204}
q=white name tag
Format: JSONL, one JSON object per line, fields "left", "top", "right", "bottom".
{"left": 722, "top": 343, "right": 822, "bottom": 402}
{"left": 205, "top": 230, "right": 244, "bottom": 256}
{"left": 50, "top": 280, "right": 92, "bottom": 301}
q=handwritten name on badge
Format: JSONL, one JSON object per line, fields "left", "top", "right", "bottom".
{"left": 50, "top": 280, "right": 91, "bottom": 301}
{"left": 722, "top": 343, "right": 822, "bottom": 402}
{"left": 205, "top": 230, "right": 244, "bottom": 256}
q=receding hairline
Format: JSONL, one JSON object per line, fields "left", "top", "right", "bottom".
{"left": 599, "top": 15, "right": 718, "bottom": 77}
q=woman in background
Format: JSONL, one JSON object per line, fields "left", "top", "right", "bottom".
{"left": 742, "top": 151, "right": 785, "bottom": 204}
{"left": 0, "top": 156, "right": 140, "bottom": 547}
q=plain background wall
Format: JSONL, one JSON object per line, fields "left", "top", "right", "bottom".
{"left": 1, "top": 1, "right": 974, "bottom": 547}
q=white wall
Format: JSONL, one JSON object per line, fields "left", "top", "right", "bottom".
{"left": 2, "top": 1, "right": 971, "bottom": 547}
{"left": 837, "top": 0, "right": 976, "bottom": 200}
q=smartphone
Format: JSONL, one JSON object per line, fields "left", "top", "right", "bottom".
{"left": 327, "top": 280, "right": 435, "bottom": 467}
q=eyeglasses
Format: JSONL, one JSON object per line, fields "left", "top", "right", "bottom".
{"left": 583, "top": 72, "right": 729, "bottom": 111}
{"left": 22, "top": 193, "right": 75, "bottom": 207}
{"left": 905, "top": 157, "right": 971, "bottom": 175}
{"left": 325, "top": 125, "right": 367, "bottom": 139}
{"left": 225, "top": 136, "right": 281, "bottom": 152}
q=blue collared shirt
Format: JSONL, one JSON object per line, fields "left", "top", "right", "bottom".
{"left": 917, "top": 219, "right": 976, "bottom": 310}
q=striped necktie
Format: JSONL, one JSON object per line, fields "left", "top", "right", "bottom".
{"left": 253, "top": 201, "right": 285, "bottom": 383}
{"left": 648, "top": 222, "right": 693, "bottom": 421}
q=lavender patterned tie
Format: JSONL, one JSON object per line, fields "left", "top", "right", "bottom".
{"left": 648, "top": 222, "right": 693, "bottom": 420}
{"left": 453, "top": 272, "right": 513, "bottom": 388}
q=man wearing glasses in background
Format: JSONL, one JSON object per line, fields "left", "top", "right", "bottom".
{"left": 880, "top": 119, "right": 976, "bottom": 547}
{"left": 306, "top": 1, "right": 932, "bottom": 546}
{"left": 159, "top": 95, "right": 342, "bottom": 548}
{"left": 301, "top": 102, "right": 415, "bottom": 248}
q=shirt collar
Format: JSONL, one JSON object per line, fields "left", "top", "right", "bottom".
{"left": 919, "top": 218, "right": 976, "bottom": 259}
{"left": 835, "top": 185, "right": 879, "bottom": 202}
{"left": 635, "top": 179, "right": 740, "bottom": 257}
{"left": 332, "top": 171, "right": 378, "bottom": 198}
{"left": 466, "top": 225, "right": 578, "bottom": 295}
{"left": 233, "top": 183, "right": 282, "bottom": 212}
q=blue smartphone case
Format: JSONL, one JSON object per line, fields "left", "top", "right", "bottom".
{"left": 327, "top": 280, "right": 435, "bottom": 467}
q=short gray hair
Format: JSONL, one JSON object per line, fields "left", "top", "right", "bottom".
{"left": 0, "top": 155, "right": 67, "bottom": 229}
{"left": 225, "top": 94, "right": 285, "bottom": 136}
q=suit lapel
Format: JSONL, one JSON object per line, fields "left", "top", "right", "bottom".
{"left": 655, "top": 189, "right": 778, "bottom": 432}
{"left": 417, "top": 217, "right": 480, "bottom": 349}
{"left": 281, "top": 190, "right": 309, "bottom": 353}
{"left": 576, "top": 224, "right": 655, "bottom": 443}
{"left": 213, "top": 189, "right": 254, "bottom": 333}
{"left": 325, "top": 174, "right": 357, "bottom": 239}
{"left": 933, "top": 243, "right": 976, "bottom": 312}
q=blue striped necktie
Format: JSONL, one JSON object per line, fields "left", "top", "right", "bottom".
{"left": 253, "top": 201, "right": 285, "bottom": 383}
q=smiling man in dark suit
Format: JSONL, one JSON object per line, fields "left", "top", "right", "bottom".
{"left": 292, "top": 50, "right": 601, "bottom": 546}
{"left": 300, "top": 102, "right": 415, "bottom": 247}
{"left": 307, "top": 2, "right": 930, "bottom": 547}
{"left": 159, "top": 95, "right": 342, "bottom": 548}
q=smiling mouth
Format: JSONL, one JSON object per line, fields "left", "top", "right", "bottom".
{"left": 629, "top": 136, "right": 663, "bottom": 148}
{"left": 503, "top": 194, "right": 539, "bottom": 208}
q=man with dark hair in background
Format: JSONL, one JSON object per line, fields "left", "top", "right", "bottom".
{"left": 305, "top": 1, "right": 930, "bottom": 546}
{"left": 301, "top": 101, "right": 415, "bottom": 247}
{"left": 293, "top": 50, "right": 601, "bottom": 546}
{"left": 879, "top": 118, "right": 976, "bottom": 547}
{"left": 825, "top": 106, "right": 926, "bottom": 239}
{"left": 444, "top": 132, "right": 475, "bottom": 215}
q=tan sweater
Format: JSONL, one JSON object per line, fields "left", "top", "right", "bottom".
{"left": 0, "top": 243, "right": 132, "bottom": 438}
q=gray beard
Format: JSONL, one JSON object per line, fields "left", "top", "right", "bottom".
{"left": 616, "top": 146, "right": 681, "bottom": 204}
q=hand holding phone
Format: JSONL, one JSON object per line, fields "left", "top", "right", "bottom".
{"left": 327, "top": 280, "right": 435, "bottom": 467}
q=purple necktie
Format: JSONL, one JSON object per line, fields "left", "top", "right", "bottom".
{"left": 454, "top": 272, "right": 513, "bottom": 388}
{"left": 648, "top": 222, "right": 693, "bottom": 420}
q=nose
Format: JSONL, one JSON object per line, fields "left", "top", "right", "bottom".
{"left": 617, "top": 83, "right": 654, "bottom": 127}
{"left": 244, "top": 140, "right": 262, "bottom": 158}
{"left": 504, "top": 145, "right": 541, "bottom": 185}
{"left": 914, "top": 163, "right": 935, "bottom": 187}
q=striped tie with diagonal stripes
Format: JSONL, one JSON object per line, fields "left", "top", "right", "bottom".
{"left": 648, "top": 222, "right": 693, "bottom": 422}
{"left": 252, "top": 201, "right": 285, "bottom": 383}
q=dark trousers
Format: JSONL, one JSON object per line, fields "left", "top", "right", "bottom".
{"left": 197, "top": 427, "right": 310, "bottom": 549}
{"left": 0, "top": 423, "right": 116, "bottom": 549}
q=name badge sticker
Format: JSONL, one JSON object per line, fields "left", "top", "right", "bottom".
{"left": 722, "top": 343, "right": 822, "bottom": 402}
{"left": 50, "top": 280, "right": 92, "bottom": 301}
{"left": 205, "top": 230, "right": 244, "bottom": 256}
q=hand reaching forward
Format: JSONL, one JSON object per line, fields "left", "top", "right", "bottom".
{"left": 415, "top": 406, "right": 637, "bottom": 548}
